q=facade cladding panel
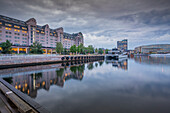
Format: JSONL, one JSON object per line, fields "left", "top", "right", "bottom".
{"left": 0, "top": 15, "right": 84, "bottom": 50}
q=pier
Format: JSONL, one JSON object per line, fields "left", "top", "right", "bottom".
{"left": 0, "top": 54, "right": 105, "bottom": 69}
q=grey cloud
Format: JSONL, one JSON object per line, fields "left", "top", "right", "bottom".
{"left": 0, "top": 0, "right": 170, "bottom": 49}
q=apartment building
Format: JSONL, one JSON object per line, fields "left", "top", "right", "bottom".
{"left": 0, "top": 15, "right": 84, "bottom": 54}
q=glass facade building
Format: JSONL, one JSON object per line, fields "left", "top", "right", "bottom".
{"left": 117, "top": 39, "right": 128, "bottom": 51}
{"left": 134, "top": 44, "right": 170, "bottom": 54}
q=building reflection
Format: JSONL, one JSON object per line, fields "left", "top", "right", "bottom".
{"left": 105, "top": 58, "right": 128, "bottom": 70}
{"left": 134, "top": 56, "right": 170, "bottom": 65}
{"left": 4, "top": 62, "right": 85, "bottom": 98}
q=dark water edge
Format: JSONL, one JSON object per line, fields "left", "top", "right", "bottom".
{"left": 2, "top": 56, "right": 170, "bottom": 113}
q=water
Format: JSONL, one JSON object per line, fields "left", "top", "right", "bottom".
{"left": 1, "top": 56, "right": 170, "bottom": 113}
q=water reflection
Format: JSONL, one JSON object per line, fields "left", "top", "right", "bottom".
{"left": 2, "top": 60, "right": 104, "bottom": 98}
{"left": 134, "top": 56, "right": 170, "bottom": 65}
{"left": 1, "top": 57, "right": 170, "bottom": 113}
{"left": 105, "top": 58, "right": 128, "bottom": 70}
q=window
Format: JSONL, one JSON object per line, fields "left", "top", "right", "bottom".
{"left": 9, "top": 28, "right": 11, "bottom": 30}
{"left": 22, "top": 27, "right": 27, "bottom": 30}
{"left": 9, "top": 36, "right": 11, "bottom": 38}
{"left": 6, "top": 35, "right": 8, "bottom": 38}
{"left": 5, "top": 27, "right": 8, "bottom": 30}
{"left": 0, "top": 22, "right": 2, "bottom": 25}
{"left": 14, "top": 25, "right": 20, "bottom": 28}
{"left": 0, "top": 26, "right": 2, "bottom": 29}
{"left": 14, "top": 29, "right": 17, "bottom": 31}
{"left": 0, "top": 30, "right": 2, "bottom": 33}
{"left": 5, "top": 23, "right": 12, "bottom": 27}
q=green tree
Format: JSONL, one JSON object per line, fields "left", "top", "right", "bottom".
{"left": 105, "top": 49, "right": 109, "bottom": 54}
{"left": 95, "top": 48, "right": 98, "bottom": 53}
{"left": 70, "top": 45, "right": 77, "bottom": 54}
{"left": 56, "top": 42, "right": 63, "bottom": 54}
{"left": 98, "top": 48, "right": 103, "bottom": 54}
{"left": 29, "top": 41, "right": 44, "bottom": 54}
{"left": 77, "top": 46, "right": 80, "bottom": 54}
{"left": 78, "top": 43, "right": 84, "bottom": 54}
{"left": 87, "top": 45, "right": 94, "bottom": 54}
{"left": 0, "top": 40, "right": 12, "bottom": 54}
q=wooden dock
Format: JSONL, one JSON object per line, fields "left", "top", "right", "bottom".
{"left": 0, "top": 78, "right": 49, "bottom": 113}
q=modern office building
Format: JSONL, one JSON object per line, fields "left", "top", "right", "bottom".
{"left": 0, "top": 15, "right": 84, "bottom": 54}
{"left": 117, "top": 39, "right": 128, "bottom": 51}
{"left": 134, "top": 44, "right": 170, "bottom": 54}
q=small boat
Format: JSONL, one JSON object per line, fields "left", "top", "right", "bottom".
{"left": 106, "top": 48, "right": 127, "bottom": 59}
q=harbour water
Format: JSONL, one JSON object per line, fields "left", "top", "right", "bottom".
{"left": 1, "top": 56, "right": 170, "bottom": 113}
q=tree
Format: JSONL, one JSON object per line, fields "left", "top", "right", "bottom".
{"left": 0, "top": 40, "right": 12, "bottom": 54}
{"left": 87, "top": 45, "right": 94, "bottom": 54}
{"left": 78, "top": 43, "right": 84, "bottom": 54}
{"left": 70, "top": 45, "right": 77, "bottom": 54}
{"left": 105, "top": 49, "right": 109, "bottom": 54}
{"left": 98, "top": 48, "right": 103, "bottom": 54}
{"left": 95, "top": 48, "right": 98, "bottom": 53}
{"left": 29, "top": 41, "right": 44, "bottom": 54}
{"left": 56, "top": 42, "right": 63, "bottom": 54}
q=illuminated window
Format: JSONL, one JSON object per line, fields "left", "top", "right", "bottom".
{"left": 14, "top": 25, "right": 20, "bottom": 28}
{"left": 0, "top": 22, "right": 2, "bottom": 24}
{"left": 9, "top": 28, "right": 11, "bottom": 30}
{"left": 5, "top": 23, "right": 12, "bottom": 27}
{"left": 22, "top": 27, "right": 26, "bottom": 30}
{"left": 0, "top": 30, "right": 2, "bottom": 33}
{"left": 36, "top": 30, "right": 39, "bottom": 33}
{"left": 17, "top": 30, "right": 20, "bottom": 32}
{"left": 14, "top": 29, "right": 17, "bottom": 31}
{"left": 5, "top": 27, "right": 8, "bottom": 30}
{"left": 25, "top": 31, "right": 27, "bottom": 33}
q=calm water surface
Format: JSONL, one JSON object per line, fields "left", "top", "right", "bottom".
{"left": 1, "top": 56, "right": 170, "bottom": 113}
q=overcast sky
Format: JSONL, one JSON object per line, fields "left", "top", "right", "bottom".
{"left": 0, "top": 0, "right": 170, "bottom": 49}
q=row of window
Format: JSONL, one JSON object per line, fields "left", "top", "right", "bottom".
{"left": 5, "top": 27, "right": 27, "bottom": 33}
{"left": 6, "top": 35, "right": 12, "bottom": 38}
{"left": 4, "top": 24, "right": 27, "bottom": 30}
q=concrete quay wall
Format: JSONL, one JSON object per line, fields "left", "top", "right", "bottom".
{"left": 0, "top": 54, "right": 105, "bottom": 69}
